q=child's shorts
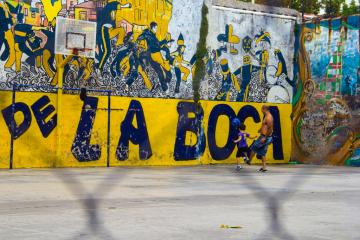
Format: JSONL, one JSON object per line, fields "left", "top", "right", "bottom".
{"left": 236, "top": 147, "right": 251, "bottom": 158}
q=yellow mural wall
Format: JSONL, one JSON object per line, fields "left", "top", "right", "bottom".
{"left": 0, "top": 91, "right": 292, "bottom": 168}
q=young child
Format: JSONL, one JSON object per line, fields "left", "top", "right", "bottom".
{"left": 233, "top": 123, "right": 256, "bottom": 170}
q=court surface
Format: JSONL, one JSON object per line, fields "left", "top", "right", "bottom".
{"left": 0, "top": 165, "right": 359, "bottom": 240}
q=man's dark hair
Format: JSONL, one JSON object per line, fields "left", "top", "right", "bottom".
{"left": 239, "top": 123, "right": 246, "bottom": 131}
{"left": 262, "top": 105, "right": 270, "bottom": 111}
{"left": 150, "top": 22, "right": 157, "bottom": 29}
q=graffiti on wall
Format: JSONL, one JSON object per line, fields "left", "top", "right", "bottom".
{"left": 0, "top": 91, "right": 292, "bottom": 168}
{"left": 292, "top": 15, "right": 360, "bottom": 165}
{"left": 0, "top": 0, "right": 297, "bottom": 104}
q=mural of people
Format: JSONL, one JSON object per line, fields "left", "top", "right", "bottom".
{"left": 137, "top": 22, "right": 172, "bottom": 92}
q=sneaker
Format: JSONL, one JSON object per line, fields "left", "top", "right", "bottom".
{"left": 236, "top": 165, "right": 242, "bottom": 171}
{"left": 258, "top": 168, "right": 268, "bottom": 172}
{"left": 244, "top": 157, "right": 251, "bottom": 165}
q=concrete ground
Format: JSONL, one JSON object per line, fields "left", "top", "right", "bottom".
{"left": 0, "top": 165, "right": 359, "bottom": 240}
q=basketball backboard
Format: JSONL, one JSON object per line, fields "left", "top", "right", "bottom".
{"left": 55, "top": 17, "right": 97, "bottom": 58}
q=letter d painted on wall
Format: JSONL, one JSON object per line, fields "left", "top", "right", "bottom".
{"left": 2, "top": 102, "right": 32, "bottom": 139}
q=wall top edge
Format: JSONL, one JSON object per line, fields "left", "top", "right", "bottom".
{"left": 211, "top": 0, "right": 301, "bottom": 18}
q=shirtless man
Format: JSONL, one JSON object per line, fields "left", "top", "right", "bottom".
{"left": 245, "top": 105, "right": 273, "bottom": 172}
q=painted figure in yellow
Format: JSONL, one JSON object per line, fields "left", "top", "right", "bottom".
{"left": 171, "top": 33, "right": 190, "bottom": 93}
{"left": 255, "top": 31, "right": 271, "bottom": 83}
{"left": 73, "top": 57, "right": 94, "bottom": 82}
{"left": 96, "top": 0, "right": 132, "bottom": 71}
{"left": 274, "top": 48, "right": 294, "bottom": 88}
{"left": 233, "top": 55, "right": 259, "bottom": 102}
{"left": 137, "top": 22, "right": 172, "bottom": 91}
{"left": 215, "top": 58, "right": 240, "bottom": 101}
{"left": 0, "top": 0, "right": 19, "bottom": 71}
{"left": 14, "top": 13, "right": 48, "bottom": 75}
{"left": 274, "top": 49, "right": 287, "bottom": 78}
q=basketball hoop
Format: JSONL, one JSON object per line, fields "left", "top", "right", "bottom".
{"left": 55, "top": 17, "right": 97, "bottom": 58}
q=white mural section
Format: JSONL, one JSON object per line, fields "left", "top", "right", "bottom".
{"left": 202, "top": 5, "right": 297, "bottom": 103}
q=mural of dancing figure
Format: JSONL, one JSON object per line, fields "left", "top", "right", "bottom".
{"left": 137, "top": 22, "right": 172, "bottom": 92}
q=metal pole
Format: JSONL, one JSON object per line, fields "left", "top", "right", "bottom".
{"left": 107, "top": 91, "right": 111, "bottom": 168}
{"left": 9, "top": 84, "right": 16, "bottom": 169}
{"left": 56, "top": 55, "right": 73, "bottom": 165}
{"left": 56, "top": 67, "right": 63, "bottom": 165}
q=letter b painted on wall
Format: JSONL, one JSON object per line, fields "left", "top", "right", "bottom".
{"left": 173, "top": 102, "right": 206, "bottom": 160}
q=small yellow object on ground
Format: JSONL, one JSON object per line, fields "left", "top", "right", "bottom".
{"left": 220, "top": 224, "right": 242, "bottom": 229}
